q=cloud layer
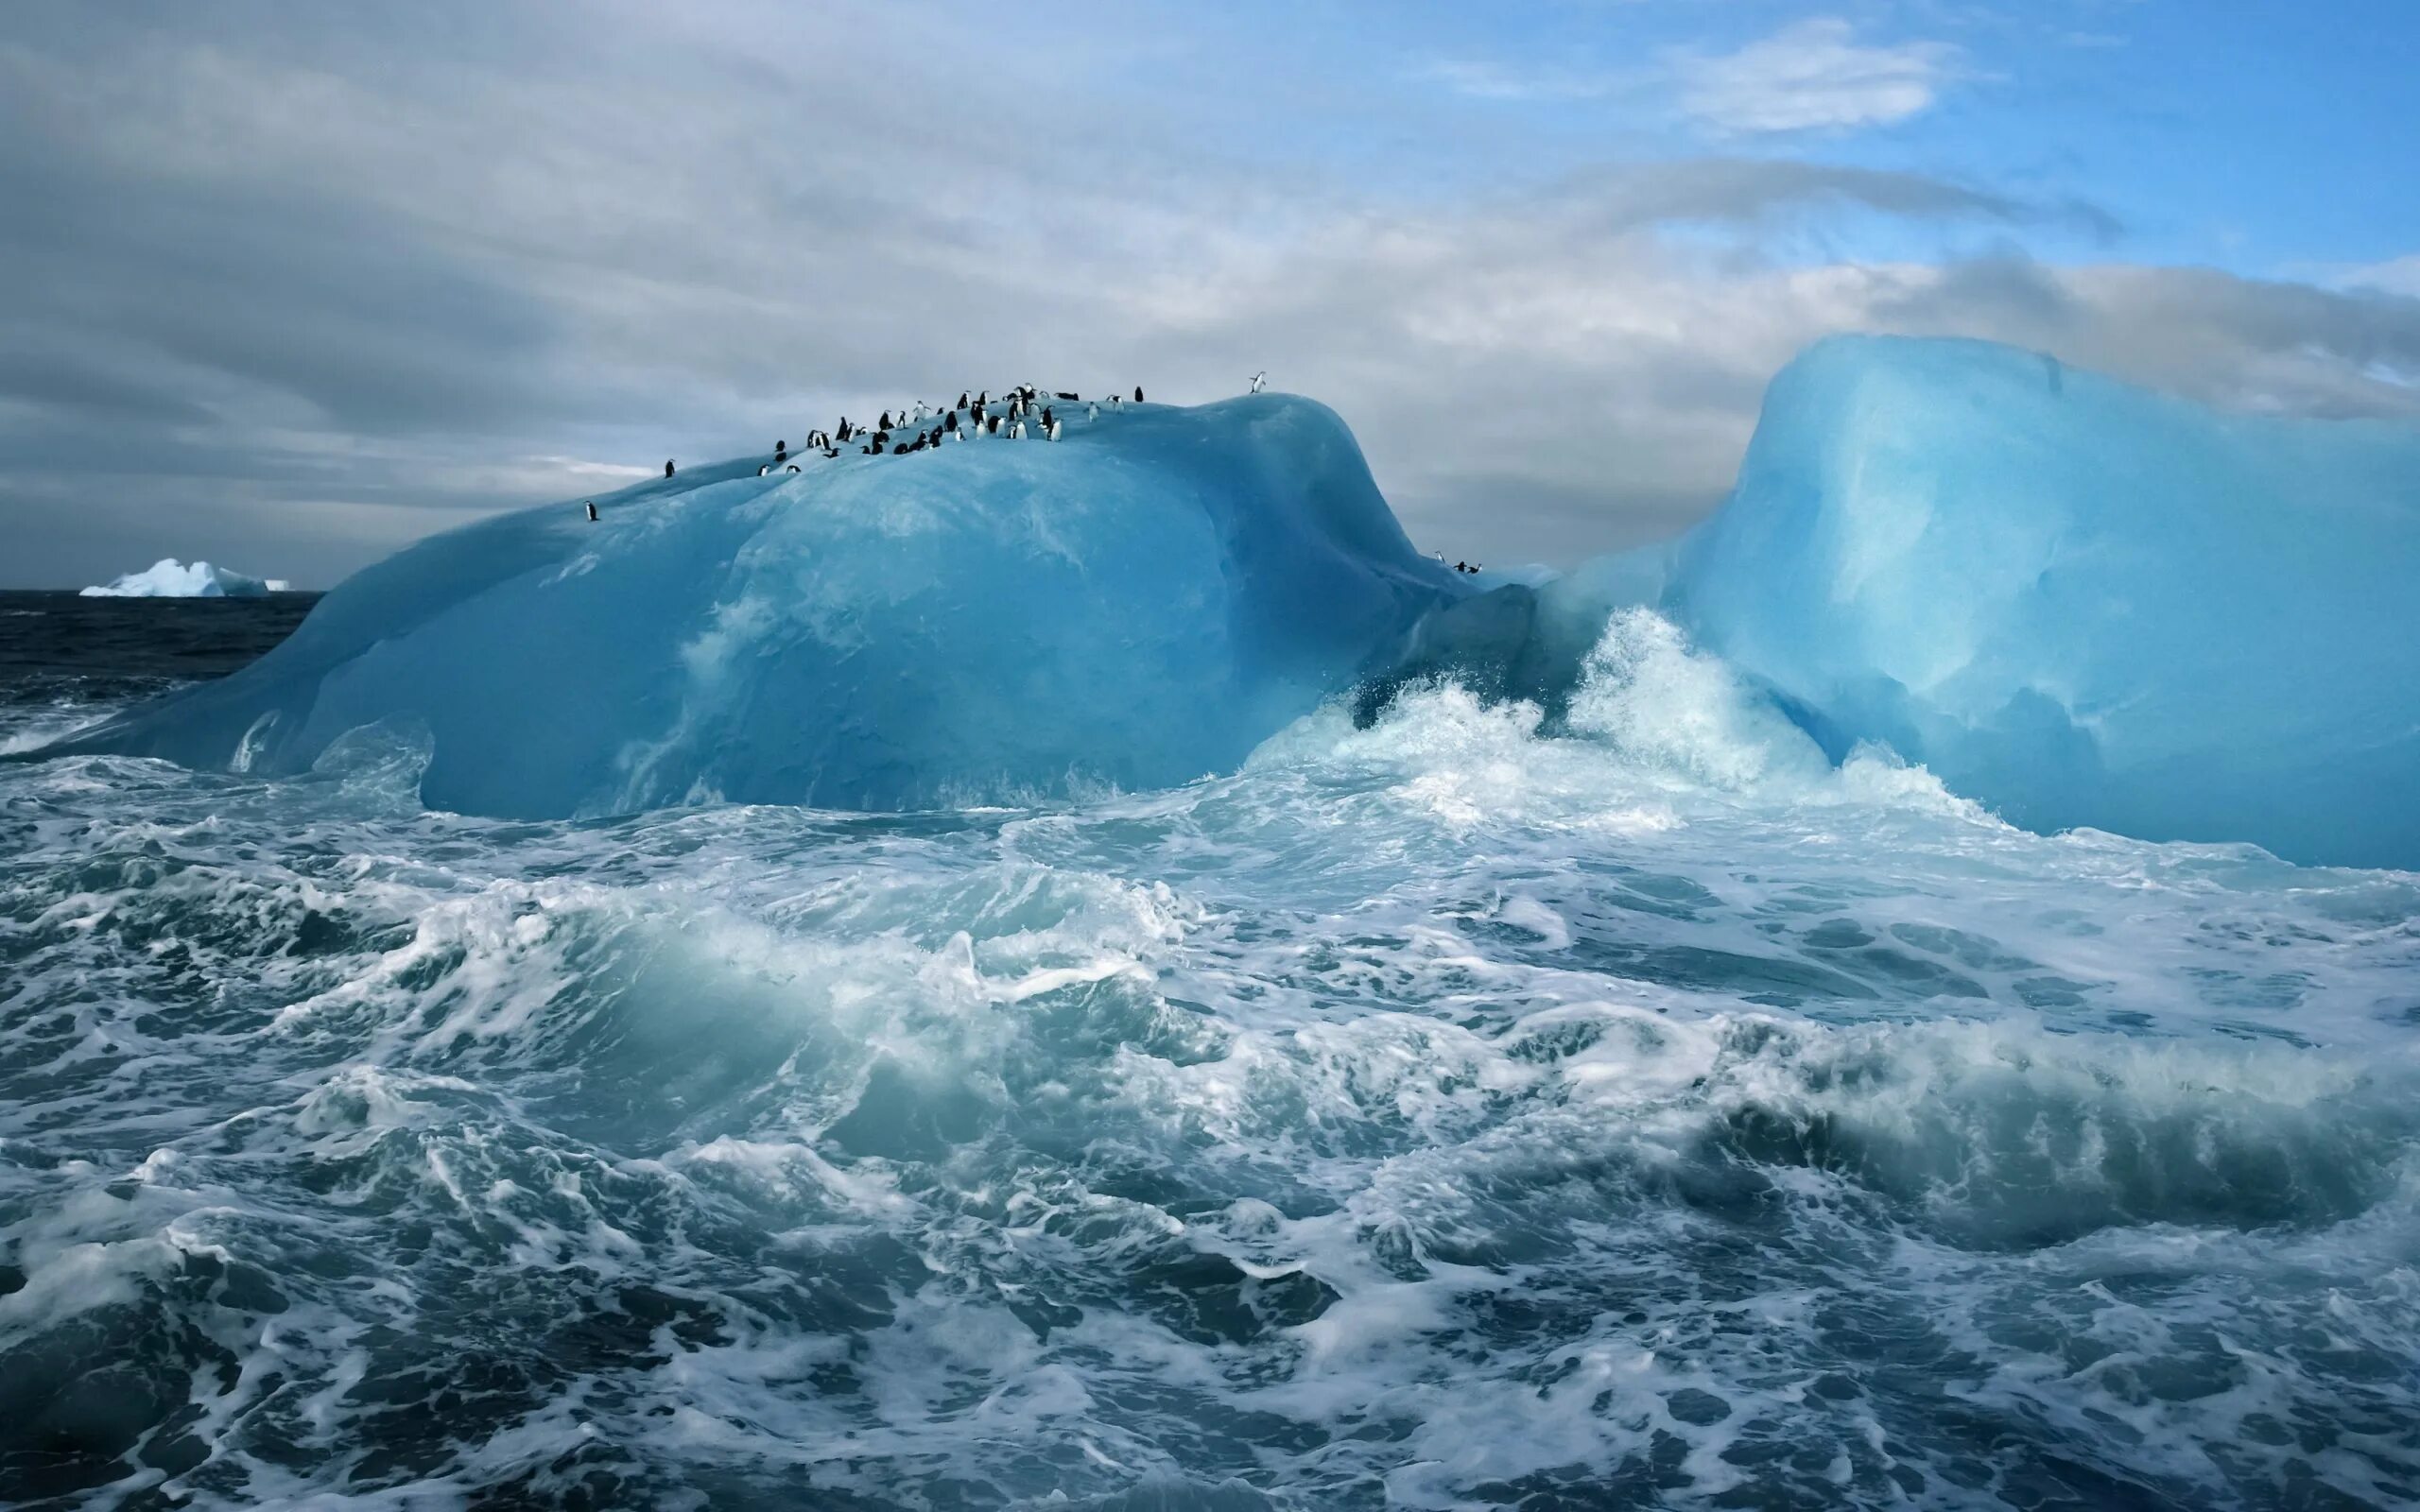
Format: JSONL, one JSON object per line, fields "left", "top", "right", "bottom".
{"left": 1, "top": 3, "right": 2416, "bottom": 586}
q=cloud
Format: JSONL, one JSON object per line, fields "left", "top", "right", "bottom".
{"left": 1671, "top": 18, "right": 1962, "bottom": 135}
{"left": 0, "top": 2, "right": 2411, "bottom": 589}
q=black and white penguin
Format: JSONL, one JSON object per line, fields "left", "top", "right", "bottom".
{"left": 987, "top": 414, "right": 1001, "bottom": 435}
{"left": 776, "top": 438, "right": 788, "bottom": 461}
{"left": 944, "top": 410, "right": 959, "bottom": 433}
{"left": 757, "top": 464, "right": 770, "bottom": 476}
{"left": 1249, "top": 371, "right": 1267, "bottom": 394}
{"left": 584, "top": 500, "right": 597, "bottom": 522}
{"left": 879, "top": 409, "right": 893, "bottom": 430}
{"left": 786, "top": 464, "right": 801, "bottom": 472}
{"left": 1045, "top": 417, "right": 1062, "bottom": 441}
{"left": 913, "top": 403, "right": 928, "bottom": 422}
{"left": 1056, "top": 390, "right": 1078, "bottom": 401}
{"left": 1087, "top": 401, "right": 1099, "bottom": 421}
{"left": 958, "top": 391, "right": 971, "bottom": 410}
{"left": 1133, "top": 386, "right": 1144, "bottom": 403}
{"left": 1010, "top": 419, "right": 1026, "bottom": 439}
{"left": 665, "top": 459, "right": 676, "bottom": 477}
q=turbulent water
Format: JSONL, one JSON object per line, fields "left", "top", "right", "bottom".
{"left": 5, "top": 592, "right": 2418, "bottom": 1510}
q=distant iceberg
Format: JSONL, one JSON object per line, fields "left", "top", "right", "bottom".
{"left": 80, "top": 558, "right": 282, "bottom": 598}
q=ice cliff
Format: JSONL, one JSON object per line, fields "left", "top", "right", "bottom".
{"left": 54, "top": 397, "right": 1461, "bottom": 816}
{"left": 80, "top": 558, "right": 284, "bottom": 597}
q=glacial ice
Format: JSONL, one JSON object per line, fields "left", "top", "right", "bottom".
{"left": 48, "top": 340, "right": 2420, "bottom": 866}
{"left": 1658, "top": 336, "right": 2420, "bottom": 869}
{"left": 79, "top": 558, "right": 282, "bottom": 598}
{"left": 57, "top": 396, "right": 1462, "bottom": 816}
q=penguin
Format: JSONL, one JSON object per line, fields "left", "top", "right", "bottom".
{"left": 838, "top": 419, "right": 853, "bottom": 442}
{"left": 947, "top": 426, "right": 962, "bottom": 441}
{"left": 1133, "top": 386, "right": 1144, "bottom": 403}
{"left": 987, "top": 414, "right": 1002, "bottom": 435}
{"left": 758, "top": 464, "right": 770, "bottom": 476}
{"left": 825, "top": 448, "right": 839, "bottom": 458}
{"left": 665, "top": 459, "right": 677, "bottom": 477}
{"left": 584, "top": 500, "right": 598, "bottom": 522}
{"left": 1042, "top": 405, "right": 1054, "bottom": 429}
{"left": 977, "top": 389, "right": 989, "bottom": 407}
{"left": 1249, "top": 371, "right": 1267, "bottom": 394}
{"left": 913, "top": 402, "right": 928, "bottom": 422}
{"left": 893, "top": 442, "right": 909, "bottom": 455}
{"left": 1087, "top": 402, "right": 1098, "bottom": 421}
{"left": 1046, "top": 417, "right": 1062, "bottom": 441}
{"left": 879, "top": 409, "right": 893, "bottom": 430}
{"left": 1056, "top": 390, "right": 1078, "bottom": 401}
{"left": 776, "top": 438, "right": 788, "bottom": 461}
{"left": 944, "top": 409, "right": 959, "bottom": 433}
{"left": 1010, "top": 419, "right": 1026, "bottom": 439}
{"left": 958, "top": 390, "right": 971, "bottom": 410}
{"left": 1455, "top": 561, "right": 1468, "bottom": 574}
{"left": 786, "top": 464, "right": 801, "bottom": 472}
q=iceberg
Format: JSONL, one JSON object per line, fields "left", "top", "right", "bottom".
{"left": 53, "top": 396, "right": 1463, "bottom": 817}
{"left": 1663, "top": 336, "right": 2420, "bottom": 868}
{"left": 79, "top": 558, "right": 280, "bottom": 598}
{"left": 1375, "top": 336, "right": 2420, "bottom": 868}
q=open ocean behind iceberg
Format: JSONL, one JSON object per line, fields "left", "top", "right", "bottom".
{"left": 5, "top": 339, "right": 2419, "bottom": 1510}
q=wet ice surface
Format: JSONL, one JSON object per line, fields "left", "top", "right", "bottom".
{"left": 5, "top": 607, "right": 2419, "bottom": 1510}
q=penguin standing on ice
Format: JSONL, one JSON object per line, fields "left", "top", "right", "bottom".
{"left": 758, "top": 464, "right": 770, "bottom": 476}
{"left": 944, "top": 409, "right": 959, "bottom": 434}
{"left": 1010, "top": 418, "right": 1027, "bottom": 439}
{"left": 914, "top": 402, "right": 928, "bottom": 422}
{"left": 987, "top": 414, "right": 1002, "bottom": 435}
{"left": 786, "top": 464, "right": 801, "bottom": 472}
{"left": 776, "top": 438, "right": 788, "bottom": 462}
{"left": 1087, "top": 401, "right": 1099, "bottom": 421}
{"left": 1045, "top": 416, "right": 1062, "bottom": 441}
{"left": 665, "top": 459, "right": 676, "bottom": 477}
{"left": 958, "top": 391, "right": 971, "bottom": 410}
{"left": 584, "top": 500, "right": 598, "bottom": 522}
{"left": 1249, "top": 371, "right": 1267, "bottom": 394}
{"left": 1133, "top": 386, "right": 1145, "bottom": 403}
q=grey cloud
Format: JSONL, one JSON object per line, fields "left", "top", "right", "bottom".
{"left": 0, "top": 1, "right": 2411, "bottom": 591}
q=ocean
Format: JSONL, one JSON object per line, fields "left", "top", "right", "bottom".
{"left": 3, "top": 591, "right": 2416, "bottom": 1509}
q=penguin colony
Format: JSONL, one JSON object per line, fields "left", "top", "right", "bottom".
{"left": 606, "top": 375, "right": 1463, "bottom": 565}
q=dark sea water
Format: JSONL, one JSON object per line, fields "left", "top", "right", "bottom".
{"left": 4, "top": 594, "right": 2419, "bottom": 1510}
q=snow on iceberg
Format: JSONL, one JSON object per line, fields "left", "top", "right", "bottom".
{"left": 1664, "top": 335, "right": 2420, "bottom": 868}
{"left": 79, "top": 558, "right": 279, "bottom": 598}
{"left": 55, "top": 396, "right": 1463, "bottom": 816}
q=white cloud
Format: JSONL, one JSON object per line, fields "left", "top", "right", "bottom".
{"left": 1673, "top": 18, "right": 1960, "bottom": 135}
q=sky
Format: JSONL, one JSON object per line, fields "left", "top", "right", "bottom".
{"left": 4, "top": 0, "right": 2420, "bottom": 588}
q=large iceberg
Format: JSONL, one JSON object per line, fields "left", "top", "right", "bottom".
{"left": 53, "top": 397, "right": 1462, "bottom": 816}
{"left": 1664, "top": 336, "right": 2420, "bottom": 869}
{"left": 79, "top": 558, "right": 285, "bottom": 597}
{"left": 1378, "top": 336, "right": 2420, "bottom": 869}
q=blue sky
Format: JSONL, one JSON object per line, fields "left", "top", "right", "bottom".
{"left": 2, "top": 0, "right": 2417, "bottom": 586}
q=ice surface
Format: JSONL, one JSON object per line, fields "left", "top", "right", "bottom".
{"left": 1660, "top": 336, "right": 2420, "bottom": 868}
{"left": 79, "top": 558, "right": 278, "bottom": 598}
{"left": 1364, "top": 336, "right": 2420, "bottom": 868}
{"left": 59, "top": 396, "right": 1462, "bottom": 816}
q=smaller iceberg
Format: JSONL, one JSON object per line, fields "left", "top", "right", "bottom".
{"left": 79, "top": 558, "right": 282, "bottom": 598}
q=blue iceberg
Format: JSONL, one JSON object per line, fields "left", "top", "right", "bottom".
{"left": 54, "top": 397, "right": 1461, "bottom": 816}
{"left": 79, "top": 558, "right": 285, "bottom": 598}
{"left": 1657, "top": 336, "right": 2420, "bottom": 869}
